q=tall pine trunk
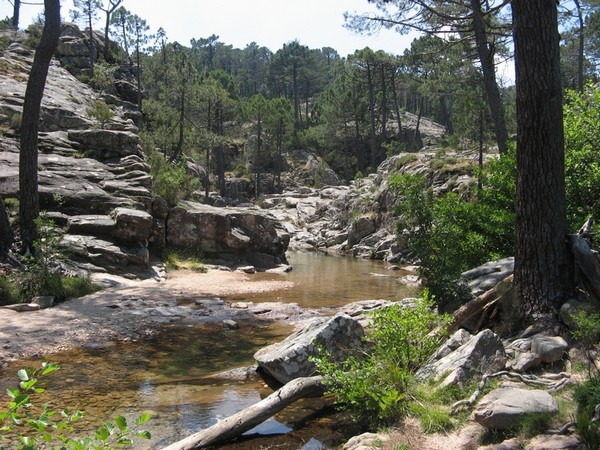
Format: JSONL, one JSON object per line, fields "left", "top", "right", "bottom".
{"left": 470, "top": 0, "right": 509, "bottom": 155}
{"left": 19, "top": 0, "right": 61, "bottom": 254}
{"left": 512, "top": 0, "right": 571, "bottom": 319}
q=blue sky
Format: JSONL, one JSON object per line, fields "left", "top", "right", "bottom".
{"left": 0, "top": 0, "right": 417, "bottom": 57}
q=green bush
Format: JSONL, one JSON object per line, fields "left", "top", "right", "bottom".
{"left": 0, "top": 214, "right": 100, "bottom": 305}
{"left": 573, "top": 376, "right": 600, "bottom": 448}
{"left": 312, "top": 291, "right": 450, "bottom": 427}
{"left": 0, "top": 362, "right": 151, "bottom": 449}
{"left": 87, "top": 99, "right": 114, "bottom": 128}
{"left": 564, "top": 84, "right": 600, "bottom": 231}
{"left": 390, "top": 148, "right": 516, "bottom": 307}
{"left": 148, "top": 151, "right": 201, "bottom": 207}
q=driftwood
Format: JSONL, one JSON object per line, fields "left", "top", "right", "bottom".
{"left": 571, "top": 232, "right": 600, "bottom": 300}
{"left": 161, "top": 375, "right": 325, "bottom": 450}
{"left": 446, "top": 274, "right": 514, "bottom": 334}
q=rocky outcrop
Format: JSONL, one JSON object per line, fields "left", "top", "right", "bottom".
{"left": 254, "top": 314, "right": 367, "bottom": 384}
{"left": 0, "top": 33, "right": 297, "bottom": 274}
{"left": 415, "top": 329, "right": 507, "bottom": 386}
{"left": 167, "top": 201, "right": 290, "bottom": 269}
{"left": 0, "top": 39, "right": 153, "bottom": 275}
{"left": 262, "top": 148, "right": 486, "bottom": 263}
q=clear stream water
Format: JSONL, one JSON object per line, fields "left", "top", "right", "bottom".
{"left": 0, "top": 252, "right": 416, "bottom": 449}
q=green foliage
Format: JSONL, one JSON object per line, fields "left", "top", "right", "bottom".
{"left": 574, "top": 376, "right": 600, "bottom": 448}
{"left": 517, "top": 412, "right": 552, "bottom": 438}
{"left": 148, "top": 151, "right": 200, "bottom": 207}
{"left": 10, "top": 113, "right": 22, "bottom": 130}
{"left": 0, "top": 215, "right": 99, "bottom": 305}
{"left": 312, "top": 291, "right": 450, "bottom": 427}
{"left": 390, "top": 149, "right": 516, "bottom": 306}
{"left": 0, "top": 277, "right": 19, "bottom": 306}
{"left": 23, "top": 20, "right": 44, "bottom": 49}
{"left": 86, "top": 100, "right": 114, "bottom": 128}
{"left": 564, "top": 84, "right": 600, "bottom": 231}
{"left": 573, "top": 311, "right": 600, "bottom": 349}
{"left": 573, "top": 311, "right": 600, "bottom": 377}
{"left": 164, "top": 248, "right": 207, "bottom": 272}
{"left": 409, "top": 403, "right": 453, "bottom": 434}
{"left": 0, "top": 362, "right": 151, "bottom": 449}
{"left": 89, "top": 62, "right": 117, "bottom": 92}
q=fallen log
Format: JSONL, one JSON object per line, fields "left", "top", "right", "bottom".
{"left": 570, "top": 234, "right": 600, "bottom": 300}
{"left": 161, "top": 375, "right": 325, "bottom": 450}
{"left": 447, "top": 274, "right": 514, "bottom": 334}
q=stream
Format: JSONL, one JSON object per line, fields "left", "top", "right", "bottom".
{"left": 0, "top": 252, "right": 416, "bottom": 449}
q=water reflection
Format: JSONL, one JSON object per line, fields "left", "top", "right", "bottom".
{"left": 245, "top": 251, "right": 415, "bottom": 308}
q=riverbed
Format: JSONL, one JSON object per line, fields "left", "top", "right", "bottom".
{"left": 0, "top": 252, "right": 416, "bottom": 449}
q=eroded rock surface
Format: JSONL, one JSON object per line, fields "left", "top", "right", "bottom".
{"left": 254, "top": 313, "right": 367, "bottom": 384}
{"left": 473, "top": 387, "right": 558, "bottom": 429}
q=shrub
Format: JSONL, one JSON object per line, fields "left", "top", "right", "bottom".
{"left": 312, "top": 291, "right": 450, "bottom": 427}
{"left": 87, "top": 99, "right": 114, "bottom": 128}
{"left": 0, "top": 362, "right": 151, "bottom": 449}
{"left": 564, "top": 84, "right": 600, "bottom": 231}
{"left": 148, "top": 151, "right": 201, "bottom": 207}
{"left": 573, "top": 376, "right": 600, "bottom": 448}
{"left": 2, "top": 214, "right": 99, "bottom": 304}
{"left": 390, "top": 148, "right": 516, "bottom": 307}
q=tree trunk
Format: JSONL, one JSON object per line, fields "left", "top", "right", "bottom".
{"left": 0, "top": 198, "right": 13, "bottom": 254}
{"left": 470, "top": 0, "right": 509, "bottom": 155}
{"left": 366, "top": 60, "right": 377, "bottom": 170}
{"left": 439, "top": 95, "right": 453, "bottom": 135}
{"left": 512, "top": 0, "right": 571, "bottom": 319}
{"left": 292, "top": 62, "right": 300, "bottom": 133}
{"left": 575, "top": 0, "right": 585, "bottom": 92}
{"left": 19, "top": 0, "right": 61, "bottom": 255}
{"left": 102, "top": 1, "right": 122, "bottom": 62}
{"left": 255, "top": 111, "right": 262, "bottom": 198}
{"left": 391, "top": 69, "right": 403, "bottom": 138}
{"left": 380, "top": 63, "right": 388, "bottom": 149}
{"left": 87, "top": 8, "right": 95, "bottom": 76}
{"left": 12, "top": 0, "right": 20, "bottom": 29}
{"left": 161, "top": 376, "right": 324, "bottom": 450}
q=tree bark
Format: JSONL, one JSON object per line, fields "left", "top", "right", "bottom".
{"left": 102, "top": 0, "right": 122, "bottom": 62}
{"left": 470, "top": 0, "right": 509, "bottom": 155}
{"left": 0, "top": 198, "right": 13, "bottom": 254}
{"left": 19, "top": 0, "right": 61, "bottom": 254}
{"left": 574, "top": 0, "right": 585, "bottom": 92}
{"left": 12, "top": 0, "right": 20, "bottom": 29}
{"left": 161, "top": 376, "right": 324, "bottom": 450}
{"left": 512, "top": 0, "right": 571, "bottom": 319}
{"left": 366, "top": 59, "right": 378, "bottom": 170}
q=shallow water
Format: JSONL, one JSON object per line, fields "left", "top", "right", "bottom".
{"left": 240, "top": 251, "right": 416, "bottom": 308}
{"left": 0, "top": 252, "right": 416, "bottom": 449}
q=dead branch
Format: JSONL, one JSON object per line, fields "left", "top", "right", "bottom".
{"left": 447, "top": 274, "right": 514, "bottom": 334}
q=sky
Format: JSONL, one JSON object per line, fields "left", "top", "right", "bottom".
{"left": 0, "top": 0, "right": 418, "bottom": 57}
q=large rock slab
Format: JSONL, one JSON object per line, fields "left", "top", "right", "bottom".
{"left": 167, "top": 201, "right": 289, "bottom": 268}
{"left": 254, "top": 314, "right": 367, "bottom": 384}
{"left": 415, "top": 329, "right": 506, "bottom": 386}
{"left": 460, "top": 257, "right": 514, "bottom": 297}
{"left": 473, "top": 388, "right": 558, "bottom": 429}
